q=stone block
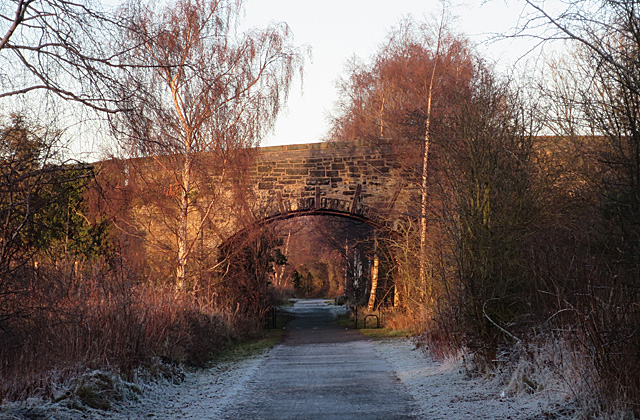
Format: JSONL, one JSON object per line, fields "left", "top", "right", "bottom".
{"left": 306, "top": 177, "right": 330, "bottom": 186}
{"left": 288, "top": 144, "right": 309, "bottom": 150}
{"left": 286, "top": 168, "right": 309, "bottom": 176}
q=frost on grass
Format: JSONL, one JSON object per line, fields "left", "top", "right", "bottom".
{"left": 373, "top": 338, "right": 579, "bottom": 420}
{"left": 0, "top": 368, "right": 149, "bottom": 420}
{"left": 1, "top": 333, "right": 588, "bottom": 420}
{"left": 0, "top": 352, "right": 265, "bottom": 420}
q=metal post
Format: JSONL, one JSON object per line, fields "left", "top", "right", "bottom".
{"left": 354, "top": 306, "right": 358, "bottom": 329}
{"left": 272, "top": 306, "right": 277, "bottom": 329}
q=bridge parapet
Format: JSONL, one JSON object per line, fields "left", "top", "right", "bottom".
{"left": 248, "top": 139, "right": 413, "bottom": 231}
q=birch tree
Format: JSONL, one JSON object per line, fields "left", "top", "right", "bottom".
{"left": 419, "top": 6, "right": 447, "bottom": 299}
{"left": 328, "top": 16, "right": 474, "bottom": 305}
{"left": 112, "top": 0, "right": 303, "bottom": 288}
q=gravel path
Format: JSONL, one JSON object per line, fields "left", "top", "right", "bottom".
{"left": 218, "top": 299, "right": 415, "bottom": 419}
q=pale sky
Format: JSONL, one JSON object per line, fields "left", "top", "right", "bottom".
{"left": 241, "top": 0, "right": 535, "bottom": 147}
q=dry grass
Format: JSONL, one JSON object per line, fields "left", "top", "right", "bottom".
{"left": 0, "top": 260, "right": 261, "bottom": 402}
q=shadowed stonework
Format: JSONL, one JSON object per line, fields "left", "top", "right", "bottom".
{"left": 247, "top": 139, "right": 416, "bottom": 231}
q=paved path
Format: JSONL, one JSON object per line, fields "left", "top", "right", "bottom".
{"left": 219, "top": 299, "right": 416, "bottom": 420}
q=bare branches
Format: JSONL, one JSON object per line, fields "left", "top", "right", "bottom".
{"left": 483, "top": 298, "right": 522, "bottom": 343}
{"left": 0, "top": 0, "right": 32, "bottom": 51}
{"left": 0, "top": 0, "right": 129, "bottom": 112}
{"left": 510, "top": 2, "right": 640, "bottom": 412}
{"left": 521, "top": 0, "right": 638, "bottom": 82}
{"left": 110, "top": 0, "right": 304, "bottom": 287}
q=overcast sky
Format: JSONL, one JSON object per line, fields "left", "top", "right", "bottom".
{"left": 241, "top": 0, "right": 538, "bottom": 147}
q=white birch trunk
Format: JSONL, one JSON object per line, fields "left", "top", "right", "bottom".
{"left": 368, "top": 254, "right": 379, "bottom": 310}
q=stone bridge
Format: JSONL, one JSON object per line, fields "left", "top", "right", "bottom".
{"left": 109, "top": 139, "right": 417, "bottom": 272}
{"left": 245, "top": 139, "right": 416, "bottom": 233}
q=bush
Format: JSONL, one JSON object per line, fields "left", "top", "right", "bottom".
{"left": 0, "top": 259, "right": 260, "bottom": 401}
{"left": 181, "top": 309, "right": 229, "bottom": 366}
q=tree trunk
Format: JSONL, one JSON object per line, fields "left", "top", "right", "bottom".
{"left": 368, "top": 253, "right": 379, "bottom": 310}
{"left": 275, "top": 229, "right": 291, "bottom": 288}
{"left": 419, "top": 130, "right": 431, "bottom": 296}
{"left": 419, "top": 8, "right": 445, "bottom": 302}
{"left": 176, "top": 149, "right": 193, "bottom": 289}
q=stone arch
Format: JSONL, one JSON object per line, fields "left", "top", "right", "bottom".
{"left": 248, "top": 140, "right": 416, "bottom": 236}
{"left": 218, "top": 205, "right": 400, "bottom": 309}
{"left": 219, "top": 206, "right": 385, "bottom": 251}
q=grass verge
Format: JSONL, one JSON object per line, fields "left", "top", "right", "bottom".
{"left": 213, "top": 330, "right": 284, "bottom": 364}
{"left": 213, "top": 309, "right": 295, "bottom": 364}
{"left": 333, "top": 314, "right": 416, "bottom": 339}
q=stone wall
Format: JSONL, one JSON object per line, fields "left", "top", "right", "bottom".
{"left": 248, "top": 140, "right": 415, "bottom": 227}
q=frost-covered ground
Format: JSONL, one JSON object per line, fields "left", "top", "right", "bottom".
{"left": 373, "top": 339, "right": 571, "bottom": 419}
{"left": 1, "top": 340, "right": 571, "bottom": 420}
{"left": 0, "top": 354, "right": 265, "bottom": 420}
{"left": 2, "top": 313, "right": 573, "bottom": 419}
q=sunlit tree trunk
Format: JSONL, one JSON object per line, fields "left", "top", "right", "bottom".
{"left": 419, "top": 8, "right": 445, "bottom": 301}
{"left": 368, "top": 253, "right": 379, "bottom": 310}
{"left": 176, "top": 150, "right": 192, "bottom": 289}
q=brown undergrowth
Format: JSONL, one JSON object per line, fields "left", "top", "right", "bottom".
{"left": 0, "top": 260, "right": 262, "bottom": 402}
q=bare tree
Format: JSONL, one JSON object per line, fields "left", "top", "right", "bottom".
{"left": 419, "top": 6, "right": 447, "bottom": 299}
{"left": 327, "top": 15, "right": 475, "bottom": 305}
{"left": 111, "top": 0, "right": 304, "bottom": 288}
{"left": 441, "top": 70, "right": 540, "bottom": 360}
{"left": 513, "top": 1, "right": 640, "bottom": 413}
{"left": 521, "top": 0, "right": 640, "bottom": 256}
{"left": 0, "top": 0, "right": 126, "bottom": 112}
{"left": 328, "top": 16, "right": 474, "bottom": 145}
